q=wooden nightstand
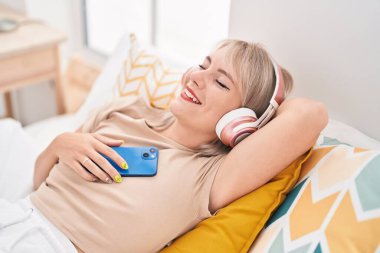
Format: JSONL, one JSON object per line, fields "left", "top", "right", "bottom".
{"left": 0, "top": 4, "right": 66, "bottom": 118}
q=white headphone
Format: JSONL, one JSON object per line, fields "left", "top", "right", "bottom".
{"left": 215, "top": 56, "right": 285, "bottom": 147}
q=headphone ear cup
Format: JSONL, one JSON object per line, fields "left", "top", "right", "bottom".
{"left": 215, "top": 108, "right": 258, "bottom": 147}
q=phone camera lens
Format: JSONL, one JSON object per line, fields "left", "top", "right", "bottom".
{"left": 143, "top": 152, "right": 149, "bottom": 158}
{"left": 150, "top": 148, "right": 155, "bottom": 153}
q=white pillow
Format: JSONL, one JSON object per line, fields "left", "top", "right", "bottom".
{"left": 71, "top": 32, "right": 188, "bottom": 130}
{"left": 71, "top": 33, "right": 133, "bottom": 129}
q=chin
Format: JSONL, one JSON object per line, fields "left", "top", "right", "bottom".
{"left": 169, "top": 99, "right": 185, "bottom": 119}
{"left": 168, "top": 98, "right": 190, "bottom": 121}
{"left": 170, "top": 102, "right": 215, "bottom": 133}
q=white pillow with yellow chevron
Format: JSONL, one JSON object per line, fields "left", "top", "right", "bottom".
{"left": 249, "top": 139, "right": 380, "bottom": 253}
{"left": 72, "top": 33, "right": 187, "bottom": 128}
{"left": 114, "top": 33, "right": 184, "bottom": 110}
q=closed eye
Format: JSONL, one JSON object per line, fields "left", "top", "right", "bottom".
{"left": 216, "top": 80, "right": 230, "bottom": 90}
{"left": 199, "top": 64, "right": 229, "bottom": 91}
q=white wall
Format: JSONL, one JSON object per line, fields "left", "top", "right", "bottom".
{"left": 0, "top": 0, "right": 84, "bottom": 125}
{"left": 0, "top": 0, "right": 25, "bottom": 12}
{"left": 229, "top": 0, "right": 380, "bottom": 141}
{"left": 156, "top": 0, "right": 230, "bottom": 64}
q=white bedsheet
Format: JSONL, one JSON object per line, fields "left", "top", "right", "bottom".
{"left": 23, "top": 113, "right": 76, "bottom": 151}
{"left": 0, "top": 119, "right": 40, "bottom": 201}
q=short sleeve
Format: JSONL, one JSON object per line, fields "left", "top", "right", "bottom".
{"left": 197, "top": 154, "right": 227, "bottom": 219}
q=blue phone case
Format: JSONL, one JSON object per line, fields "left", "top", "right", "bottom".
{"left": 102, "top": 146, "right": 159, "bottom": 177}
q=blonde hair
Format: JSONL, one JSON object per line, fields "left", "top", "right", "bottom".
{"left": 149, "top": 39, "right": 294, "bottom": 157}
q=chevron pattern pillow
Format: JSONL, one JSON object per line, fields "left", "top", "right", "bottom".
{"left": 248, "top": 140, "right": 380, "bottom": 253}
{"left": 72, "top": 33, "right": 187, "bottom": 129}
{"left": 114, "top": 33, "right": 184, "bottom": 110}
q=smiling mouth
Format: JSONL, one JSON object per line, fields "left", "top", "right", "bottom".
{"left": 180, "top": 88, "right": 201, "bottom": 105}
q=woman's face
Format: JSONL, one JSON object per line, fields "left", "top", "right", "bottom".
{"left": 170, "top": 46, "right": 243, "bottom": 137}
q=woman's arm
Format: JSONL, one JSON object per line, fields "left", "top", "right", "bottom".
{"left": 209, "top": 98, "right": 328, "bottom": 213}
{"left": 33, "top": 140, "right": 60, "bottom": 190}
{"left": 33, "top": 127, "right": 83, "bottom": 190}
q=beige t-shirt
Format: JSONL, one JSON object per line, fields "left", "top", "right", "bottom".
{"left": 30, "top": 96, "right": 225, "bottom": 253}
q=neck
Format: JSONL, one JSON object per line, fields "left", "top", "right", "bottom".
{"left": 159, "top": 118, "right": 216, "bottom": 150}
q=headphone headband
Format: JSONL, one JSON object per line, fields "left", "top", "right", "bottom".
{"left": 271, "top": 56, "right": 285, "bottom": 107}
{"left": 255, "top": 56, "right": 285, "bottom": 129}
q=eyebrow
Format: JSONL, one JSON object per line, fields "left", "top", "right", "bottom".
{"left": 206, "top": 56, "right": 235, "bottom": 86}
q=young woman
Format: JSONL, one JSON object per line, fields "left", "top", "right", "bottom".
{"left": 0, "top": 40, "right": 328, "bottom": 253}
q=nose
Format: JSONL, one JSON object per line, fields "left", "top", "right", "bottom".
{"left": 188, "top": 67, "right": 206, "bottom": 88}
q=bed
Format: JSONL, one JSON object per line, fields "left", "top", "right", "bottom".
{"left": 1, "top": 5, "right": 380, "bottom": 250}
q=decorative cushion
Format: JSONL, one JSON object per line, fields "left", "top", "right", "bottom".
{"left": 72, "top": 33, "right": 186, "bottom": 129}
{"left": 320, "top": 119, "right": 380, "bottom": 150}
{"left": 161, "top": 148, "right": 313, "bottom": 253}
{"left": 248, "top": 139, "right": 380, "bottom": 253}
{"left": 115, "top": 33, "right": 183, "bottom": 110}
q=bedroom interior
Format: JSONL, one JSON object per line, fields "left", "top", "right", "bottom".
{"left": 0, "top": 0, "right": 379, "bottom": 252}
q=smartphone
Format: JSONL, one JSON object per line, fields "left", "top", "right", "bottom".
{"left": 102, "top": 146, "right": 159, "bottom": 177}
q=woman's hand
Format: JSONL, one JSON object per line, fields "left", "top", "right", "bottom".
{"left": 51, "top": 132, "right": 128, "bottom": 183}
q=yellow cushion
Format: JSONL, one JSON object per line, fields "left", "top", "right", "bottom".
{"left": 115, "top": 33, "right": 183, "bottom": 110}
{"left": 161, "top": 148, "right": 313, "bottom": 253}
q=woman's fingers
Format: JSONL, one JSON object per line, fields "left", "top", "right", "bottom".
{"left": 90, "top": 133, "right": 128, "bottom": 170}
{"left": 56, "top": 133, "right": 128, "bottom": 184}
{"left": 71, "top": 161, "right": 98, "bottom": 182}
{"left": 92, "top": 133, "right": 123, "bottom": 147}
{"left": 81, "top": 157, "right": 113, "bottom": 184}
{"left": 88, "top": 150, "right": 123, "bottom": 183}
{"left": 93, "top": 140, "right": 128, "bottom": 171}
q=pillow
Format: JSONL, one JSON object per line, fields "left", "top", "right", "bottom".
{"left": 115, "top": 33, "right": 183, "bottom": 110}
{"left": 71, "top": 32, "right": 187, "bottom": 129}
{"left": 320, "top": 119, "right": 380, "bottom": 150}
{"left": 161, "top": 148, "right": 313, "bottom": 253}
{"left": 248, "top": 141, "right": 380, "bottom": 252}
